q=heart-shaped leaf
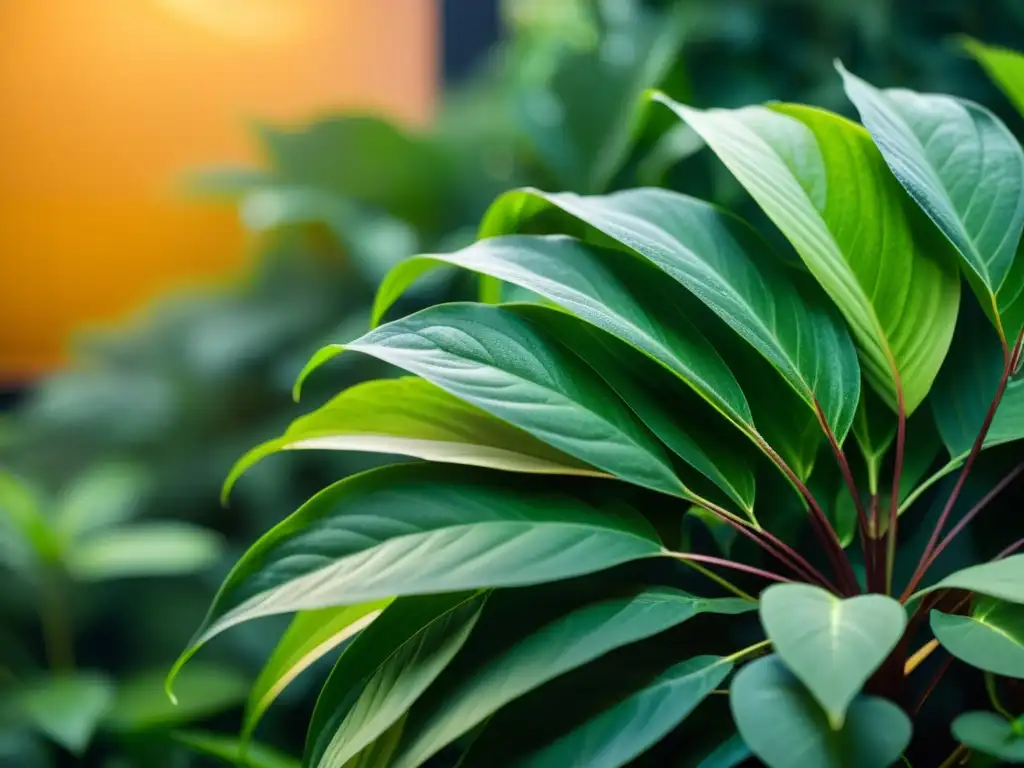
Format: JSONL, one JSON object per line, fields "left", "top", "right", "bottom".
{"left": 730, "top": 655, "right": 912, "bottom": 768}
{"left": 514, "top": 655, "right": 732, "bottom": 768}
{"left": 224, "top": 377, "right": 604, "bottom": 501}
{"left": 656, "top": 95, "right": 961, "bottom": 414}
{"left": 168, "top": 465, "right": 665, "bottom": 693}
{"left": 297, "top": 303, "right": 686, "bottom": 496}
{"left": 952, "top": 711, "right": 1024, "bottom": 763}
{"left": 838, "top": 63, "right": 1024, "bottom": 341}
{"left": 759, "top": 583, "right": 906, "bottom": 727}
{"left": 911, "top": 554, "right": 1024, "bottom": 604}
{"left": 931, "top": 597, "right": 1024, "bottom": 678}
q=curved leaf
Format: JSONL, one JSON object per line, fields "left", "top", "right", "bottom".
{"left": 225, "top": 377, "right": 603, "bottom": 501}
{"left": 479, "top": 187, "right": 860, "bottom": 440}
{"left": 759, "top": 584, "right": 906, "bottom": 728}
{"left": 912, "top": 554, "right": 1024, "bottom": 603}
{"left": 656, "top": 94, "right": 961, "bottom": 414}
{"left": 952, "top": 711, "right": 1024, "bottom": 763}
{"left": 931, "top": 597, "right": 1024, "bottom": 678}
{"left": 168, "top": 465, "right": 665, "bottom": 692}
{"left": 297, "top": 303, "right": 686, "bottom": 496}
{"left": 316, "top": 593, "right": 487, "bottom": 767}
{"left": 174, "top": 731, "right": 299, "bottom": 768}
{"left": 515, "top": 655, "right": 732, "bottom": 768}
{"left": 373, "top": 234, "right": 753, "bottom": 431}
{"left": 839, "top": 63, "right": 1024, "bottom": 340}
{"left": 242, "top": 602, "right": 391, "bottom": 742}
{"left": 730, "top": 655, "right": 912, "bottom": 768}
{"left": 388, "top": 589, "right": 752, "bottom": 768}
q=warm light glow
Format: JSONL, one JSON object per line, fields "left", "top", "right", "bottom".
{"left": 152, "top": 0, "right": 316, "bottom": 40}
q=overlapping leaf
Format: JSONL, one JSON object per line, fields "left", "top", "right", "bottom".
{"left": 964, "top": 38, "right": 1024, "bottom": 119}
{"left": 911, "top": 554, "right": 1024, "bottom": 603}
{"left": 931, "top": 597, "right": 1024, "bottom": 678}
{"left": 656, "top": 94, "right": 960, "bottom": 414}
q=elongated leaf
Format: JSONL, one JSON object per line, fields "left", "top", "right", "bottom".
{"left": 65, "top": 522, "right": 222, "bottom": 581}
{"left": 952, "top": 711, "right": 1024, "bottom": 763}
{"left": 174, "top": 731, "right": 299, "bottom": 768}
{"left": 515, "top": 655, "right": 731, "bottom": 768}
{"left": 389, "top": 589, "right": 752, "bottom": 768}
{"left": 225, "top": 377, "right": 603, "bottom": 501}
{"left": 296, "top": 303, "right": 685, "bottom": 496}
{"left": 243, "top": 602, "right": 391, "bottom": 741}
{"left": 374, "top": 235, "right": 752, "bottom": 431}
{"left": 931, "top": 597, "right": 1024, "bottom": 678}
{"left": 730, "top": 655, "right": 912, "bottom": 768}
{"left": 912, "top": 554, "right": 1024, "bottom": 603}
{"left": 691, "top": 734, "right": 751, "bottom": 768}
{"left": 964, "top": 38, "right": 1024, "bottom": 119}
{"left": 169, "top": 465, "right": 665, "bottom": 691}
{"left": 316, "top": 594, "right": 486, "bottom": 767}
{"left": 55, "top": 463, "right": 147, "bottom": 539}
{"left": 479, "top": 187, "right": 860, "bottom": 440}
{"left": 20, "top": 673, "right": 114, "bottom": 755}
{"left": 656, "top": 94, "right": 961, "bottom": 414}
{"left": 759, "top": 584, "right": 906, "bottom": 728}
{"left": 305, "top": 593, "right": 482, "bottom": 767}
{"left": 839, "top": 64, "right": 1024, "bottom": 340}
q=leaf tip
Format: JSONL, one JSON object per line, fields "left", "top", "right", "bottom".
{"left": 293, "top": 345, "right": 345, "bottom": 402}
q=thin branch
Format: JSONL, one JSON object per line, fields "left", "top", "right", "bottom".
{"left": 901, "top": 331, "right": 1024, "bottom": 601}
{"left": 666, "top": 551, "right": 794, "bottom": 584}
{"left": 885, "top": 391, "right": 907, "bottom": 594}
{"left": 913, "top": 653, "right": 953, "bottom": 715}
{"left": 996, "top": 537, "right": 1024, "bottom": 560}
{"left": 676, "top": 559, "right": 756, "bottom": 602}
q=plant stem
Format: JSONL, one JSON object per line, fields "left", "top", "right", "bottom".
{"left": 904, "top": 639, "right": 939, "bottom": 676}
{"left": 985, "top": 672, "right": 1016, "bottom": 722}
{"left": 666, "top": 551, "right": 794, "bottom": 584}
{"left": 752, "top": 431, "right": 859, "bottom": 594}
{"left": 995, "top": 537, "right": 1024, "bottom": 560}
{"left": 913, "top": 653, "right": 953, "bottom": 715}
{"left": 40, "top": 571, "right": 74, "bottom": 672}
{"left": 898, "top": 457, "right": 961, "bottom": 516}
{"left": 901, "top": 331, "right": 1023, "bottom": 601}
{"left": 885, "top": 392, "right": 907, "bottom": 594}
{"left": 936, "top": 745, "right": 967, "bottom": 768}
{"left": 724, "top": 638, "right": 772, "bottom": 664}
{"left": 677, "top": 559, "right": 756, "bottom": 602}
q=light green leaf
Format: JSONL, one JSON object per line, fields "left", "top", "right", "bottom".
{"left": 224, "top": 377, "right": 603, "bottom": 501}
{"left": 839, "top": 63, "right": 1024, "bottom": 340}
{"left": 106, "top": 663, "right": 248, "bottom": 732}
{"left": 297, "top": 303, "right": 686, "bottom": 496}
{"left": 931, "top": 597, "right": 1024, "bottom": 678}
{"left": 515, "top": 655, "right": 732, "bottom": 768}
{"left": 389, "top": 589, "right": 752, "bottom": 768}
{"left": 952, "top": 711, "right": 1024, "bottom": 763}
{"left": 912, "top": 554, "right": 1024, "bottom": 604}
{"left": 730, "top": 655, "right": 912, "bottom": 768}
{"left": 852, "top": 388, "right": 896, "bottom": 495}
{"left": 0, "top": 469, "right": 59, "bottom": 569}
{"left": 65, "top": 522, "right": 222, "bottom": 581}
{"left": 657, "top": 95, "right": 961, "bottom": 414}
{"left": 316, "top": 593, "right": 486, "bottom": 767}
{"left": 964, "top": 38, "right": 1024, "bottom": 119}
{"left": 169, "top": 465, "right": 665, "bottom": 691}
{"left": 55, "top": 463, "right": 147, "bottom": 539}
{"left": 243, "top": 601, "right": 391, "bottom": 742}
{"left": 174, "top": 730, "right": 299, "bottom": 768}
{"left": 373, "top": 234, "right": 753, "bottom": 433}
{"left": 479, "top": 187, "right": 860, "bottom": 441}
{"left": 20, "top": 673, "right": 114, "bottom": 755}
{"left": 759, "top": 583, "right": 906, "bottom": 728}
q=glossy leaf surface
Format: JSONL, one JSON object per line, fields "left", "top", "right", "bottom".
{"left": 931, "top": 597, "right": 1024, "bottom": 678}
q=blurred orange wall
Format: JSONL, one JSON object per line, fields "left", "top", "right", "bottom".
{"left": 0, "top": 0, "right": 437, "bottom": 378}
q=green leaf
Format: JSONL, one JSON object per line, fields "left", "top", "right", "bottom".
{"left": 55, "top": 463, "right": 147, "bottom": 539}
{"left": 297, "top": 303, "right": 686, "bottom": 496}
{"left": 952, "top": 711, "right": 1024, "bottom": 763}
{"left": 243, "top": 601, "right": 392, "bottom": 742}
{"left": 730, "top": 655, "right": 912, "bottom": 768}
{"left": 224, "top": 377, "right": 603, "bottom": 501}
{"left": 759, "top": 583, "right": 906, "bottom": 728}
{"left": 305, "top": 593, "right": 481, "bottom": 767}
{"left": 479, "top": 187, "right": 860, "bottom": 441}
{"left": 931, "top": 597, "right": 1024, "bottom": 678}
{"left": 373, "top": 234, "right": 753, "bottom": 434}
{"left": 389, "top": 589, "right": 752, "bottom": 768}
{"left": 0, "top": 469, "right": 60, "bottom": 569}
{"left": 838, "top": 63, "right": 1024, "bottom": 340}
{"left": 656, "top": 95, "right": 961, "bottom": 414}
{"left": 911, "top": 554, "right": 1024, "bottom": 603}
{"left": 315, "top": 593, "right": 487, "bottom": 767}
{"left": 65, "top": 522, "right": 222, "bottom": 581}
{"left": 692, "top": 734, "right": 752, "bottom": 768}
{"left": 20, "top": 673, "right": 114, "bottom": 755}
{"left": 964, "top": 38, "right": 1024, "bottom": 120}
{"left": 852, "top": 388, "right": 896, "bottom": 495}
{"left": 106, "top": 663, "right": 248, "bottom": 732}
{"left": 169, "top": 465, "right": 665, "bottom": 690}
{"left": 514, "top": 655, "right": 732, "bottom": 768}
{"left": 174, "top": 730, "right": 299, "bottom": 768}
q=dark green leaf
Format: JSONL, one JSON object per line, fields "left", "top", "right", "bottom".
{"left": 931, "top": 597, "right": 1024, "bottom": 678}
{"left": 730, "top": 655, "right": 912, "bottom": 768}
{"left": 20, "top": 673, "right": 113, "bottom": 755}
{"left": 952, "top": 711, "right": 1024, "bottom": 763}
{"left": 911, "top": 554, "right": 1024, "bottom": 603}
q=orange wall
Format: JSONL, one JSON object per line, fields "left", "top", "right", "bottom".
{"left": 0, "top": 0, "right": 437, "bottom": 378}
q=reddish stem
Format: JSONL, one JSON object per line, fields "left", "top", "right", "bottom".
{"left": 669, "top": 552, "right": 794, "bottom": 584}
{"left": 885, "top": 392, "right": 907, "bottom": 594}
{"left": 901, "top": 331, "right": 1024, "bottom": 601}
{"left": 996, "top": 537, "right": 1024, "bottom": 560}
{"left": 913, "top": 653, "right": 953, "bottom": 715}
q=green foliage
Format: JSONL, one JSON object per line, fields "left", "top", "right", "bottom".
{"left": 177, "top": 38, "right": 1024, "bottom": 768}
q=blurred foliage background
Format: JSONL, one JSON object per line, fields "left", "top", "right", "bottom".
{"left": 1, "top": 0, "right": 1023, "bottom": 765}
